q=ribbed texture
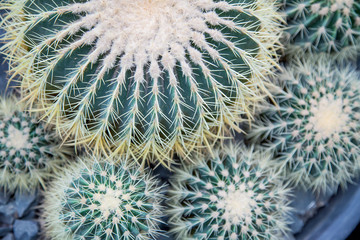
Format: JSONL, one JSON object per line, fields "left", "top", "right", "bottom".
{"left": 1, "top": 0, "right": 283, "bottom": 166}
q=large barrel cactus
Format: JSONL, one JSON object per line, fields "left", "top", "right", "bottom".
{"left": 43, "top": 157, "right": 166, "bottom": 240}
{"left": 0, "top": 0, "right": 283, "bottom": 165}
{"left": 0, "top": 97, "right": 68, "bottom": 193}
{"left": 248, "top": 56, "right": 360, "bottom": 192}
{"left": 284, "top": 0, "right": 360, "bottom": 58}
{"left": 167, "top": 143, "right": 292, "bottom": 239}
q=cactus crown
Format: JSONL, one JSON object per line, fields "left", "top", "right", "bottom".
{"left": 0, "top": 97, "right": 67, "bottom": 192}
{"left": 0, "top": 0, "right": 283, "bottom": 166}
{"left": 167, "top": 143, "right": 291, "bottom": 240}
{"left": 284, "top": 0, "right": 360, "bottom": 57}
{"left": 248, "top": 56, "right": 360, "bottom": 192}
{"left": 43, "top": 158, "right": 166, "bottom": 240}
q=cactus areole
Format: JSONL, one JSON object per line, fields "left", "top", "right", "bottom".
{"left": 1, "top": 0, "right": 282, "bottom": 165}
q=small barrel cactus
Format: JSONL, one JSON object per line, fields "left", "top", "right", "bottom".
{"left": 284, "top": 0, "right": 360, "bottom": 58}
{"left": 0, "top": 97, "right": 68, "bottom": 192}
{"left": 247, "top": 56, "right": 360, "bottom": 192}
{"left": 1, "top": 0, "right": 283, "bottom": 165}
{"left": 167, "top": 143, "right": 291, "bottom": 239}
{"left": 43, "top": 157, "right": 166, "bottom": 240}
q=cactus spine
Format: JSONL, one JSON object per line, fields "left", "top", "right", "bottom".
{"left": 0, "top": 96, "right": 68, "bottom": 192}
{"left": 43, "top": 157, "right": 166, "bottom": 240}
{"left": 248, "top": 56, "right": 360, "bottom": 192}
{"left": 1, "top": 0, "right": 283, "bottom": 166}
{"left": 284, "top": 0, "right": 360, "bottom": 58}
{"left": 167, "top": 143, "right": 291, "bottom": 239}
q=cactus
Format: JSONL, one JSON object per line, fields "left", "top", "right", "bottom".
{"left": 167, "top": 143, "right": 291, "bottom": 240}
{"left": 43, "top": 157, "right": 166, "bottom": 240}
{"left": 247, "top": 56, "right": 360, "bottom": 192}
{"left": 0, "top": 97, "right": 68, "bottom": 193}
{"left": 284, "top": 0, "right": 360, "bottom": 58}
{"left": 1, "top": 0, "right": 283, "bottom": 166}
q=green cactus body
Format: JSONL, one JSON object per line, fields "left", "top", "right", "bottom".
{"left": 43, "top": 157, "right": 165, "bottom": 240}
{"left": 0, "top": 97, "right": 68, "bottom": 192}
{"left": 167, "top": 143, "right": 291, "bottom": 240}
{"left": 284, "top": 0, "right": 360, "bottom": 58}
{"left": 248, "top": 56, "right": 360, "bottom": 192}
{"left": 1, "top": 0, "right": 283, "bottom": 165}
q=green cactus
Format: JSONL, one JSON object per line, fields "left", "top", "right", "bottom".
{"left": 0, "top": 0, "right": 283, "bottom": 166}
{"left": 247, "top": 56, "right": 360, "bottom": 192}
{"left": 167, "top": 142, "right": 291, "bottom": 240}
{"left": 0, "top": 96, "right": 68, "bottom": 192}
{"left": 284, "top": 0, "right": 360, "bottom": 58}
{"left": 43, "top": 157, "right": 166, "bottom": 240}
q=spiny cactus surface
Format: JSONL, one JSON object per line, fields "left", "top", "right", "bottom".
{"left": 43, "top": 157, "right": 166, "bottom": 240}
{"left": 284, "top": 0, "right": 360, "bottom": 57}
{"left": 167, "top": 143, "right": 291, "bottom": 239}
{"left": 248, "top": 56, "right": 360, "bottom": 192}
{"left": 1, "top": 0, "right": 283, "bottom": 166}
{"left": 0, "top": 97, "right": 67, "bottom": 192}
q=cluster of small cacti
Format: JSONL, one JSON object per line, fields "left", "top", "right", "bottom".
{"left": 167, "top": 143, "right": 291, "bottom": 239}
{"left": 0, "top": 97, "right": 68, "bottom": 192}
{"left": 247, "top": 57, "right": 360, "bottom": 192}
{"left": 43, "top": 157, "right": 166, "bottom": 240}
{"left": 0, "top": 0, "right": 283, "bottom": 166}
{"left": 0, "top": 0, "right": 359, "bottom": 239}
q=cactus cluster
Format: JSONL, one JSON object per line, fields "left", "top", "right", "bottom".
{"left": 0, "top": 0, "right": 283, "bottom": 166}
{"left": 168, "top": 143, "right": 291, "bottom": 239}
{"left": 2, "top": 0, "right": 359, "bottom": 238}
{"left": 43, "top": 157, "right": 166, "bottom": 240}
{"left": 284, "top": 0, "right": 360, "bottom": 58}
{"left": 0, "top": 97, "right": 67, "bottom": 192}
{"left": 248, "top": 57, "right": 360, "bottom": 192}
